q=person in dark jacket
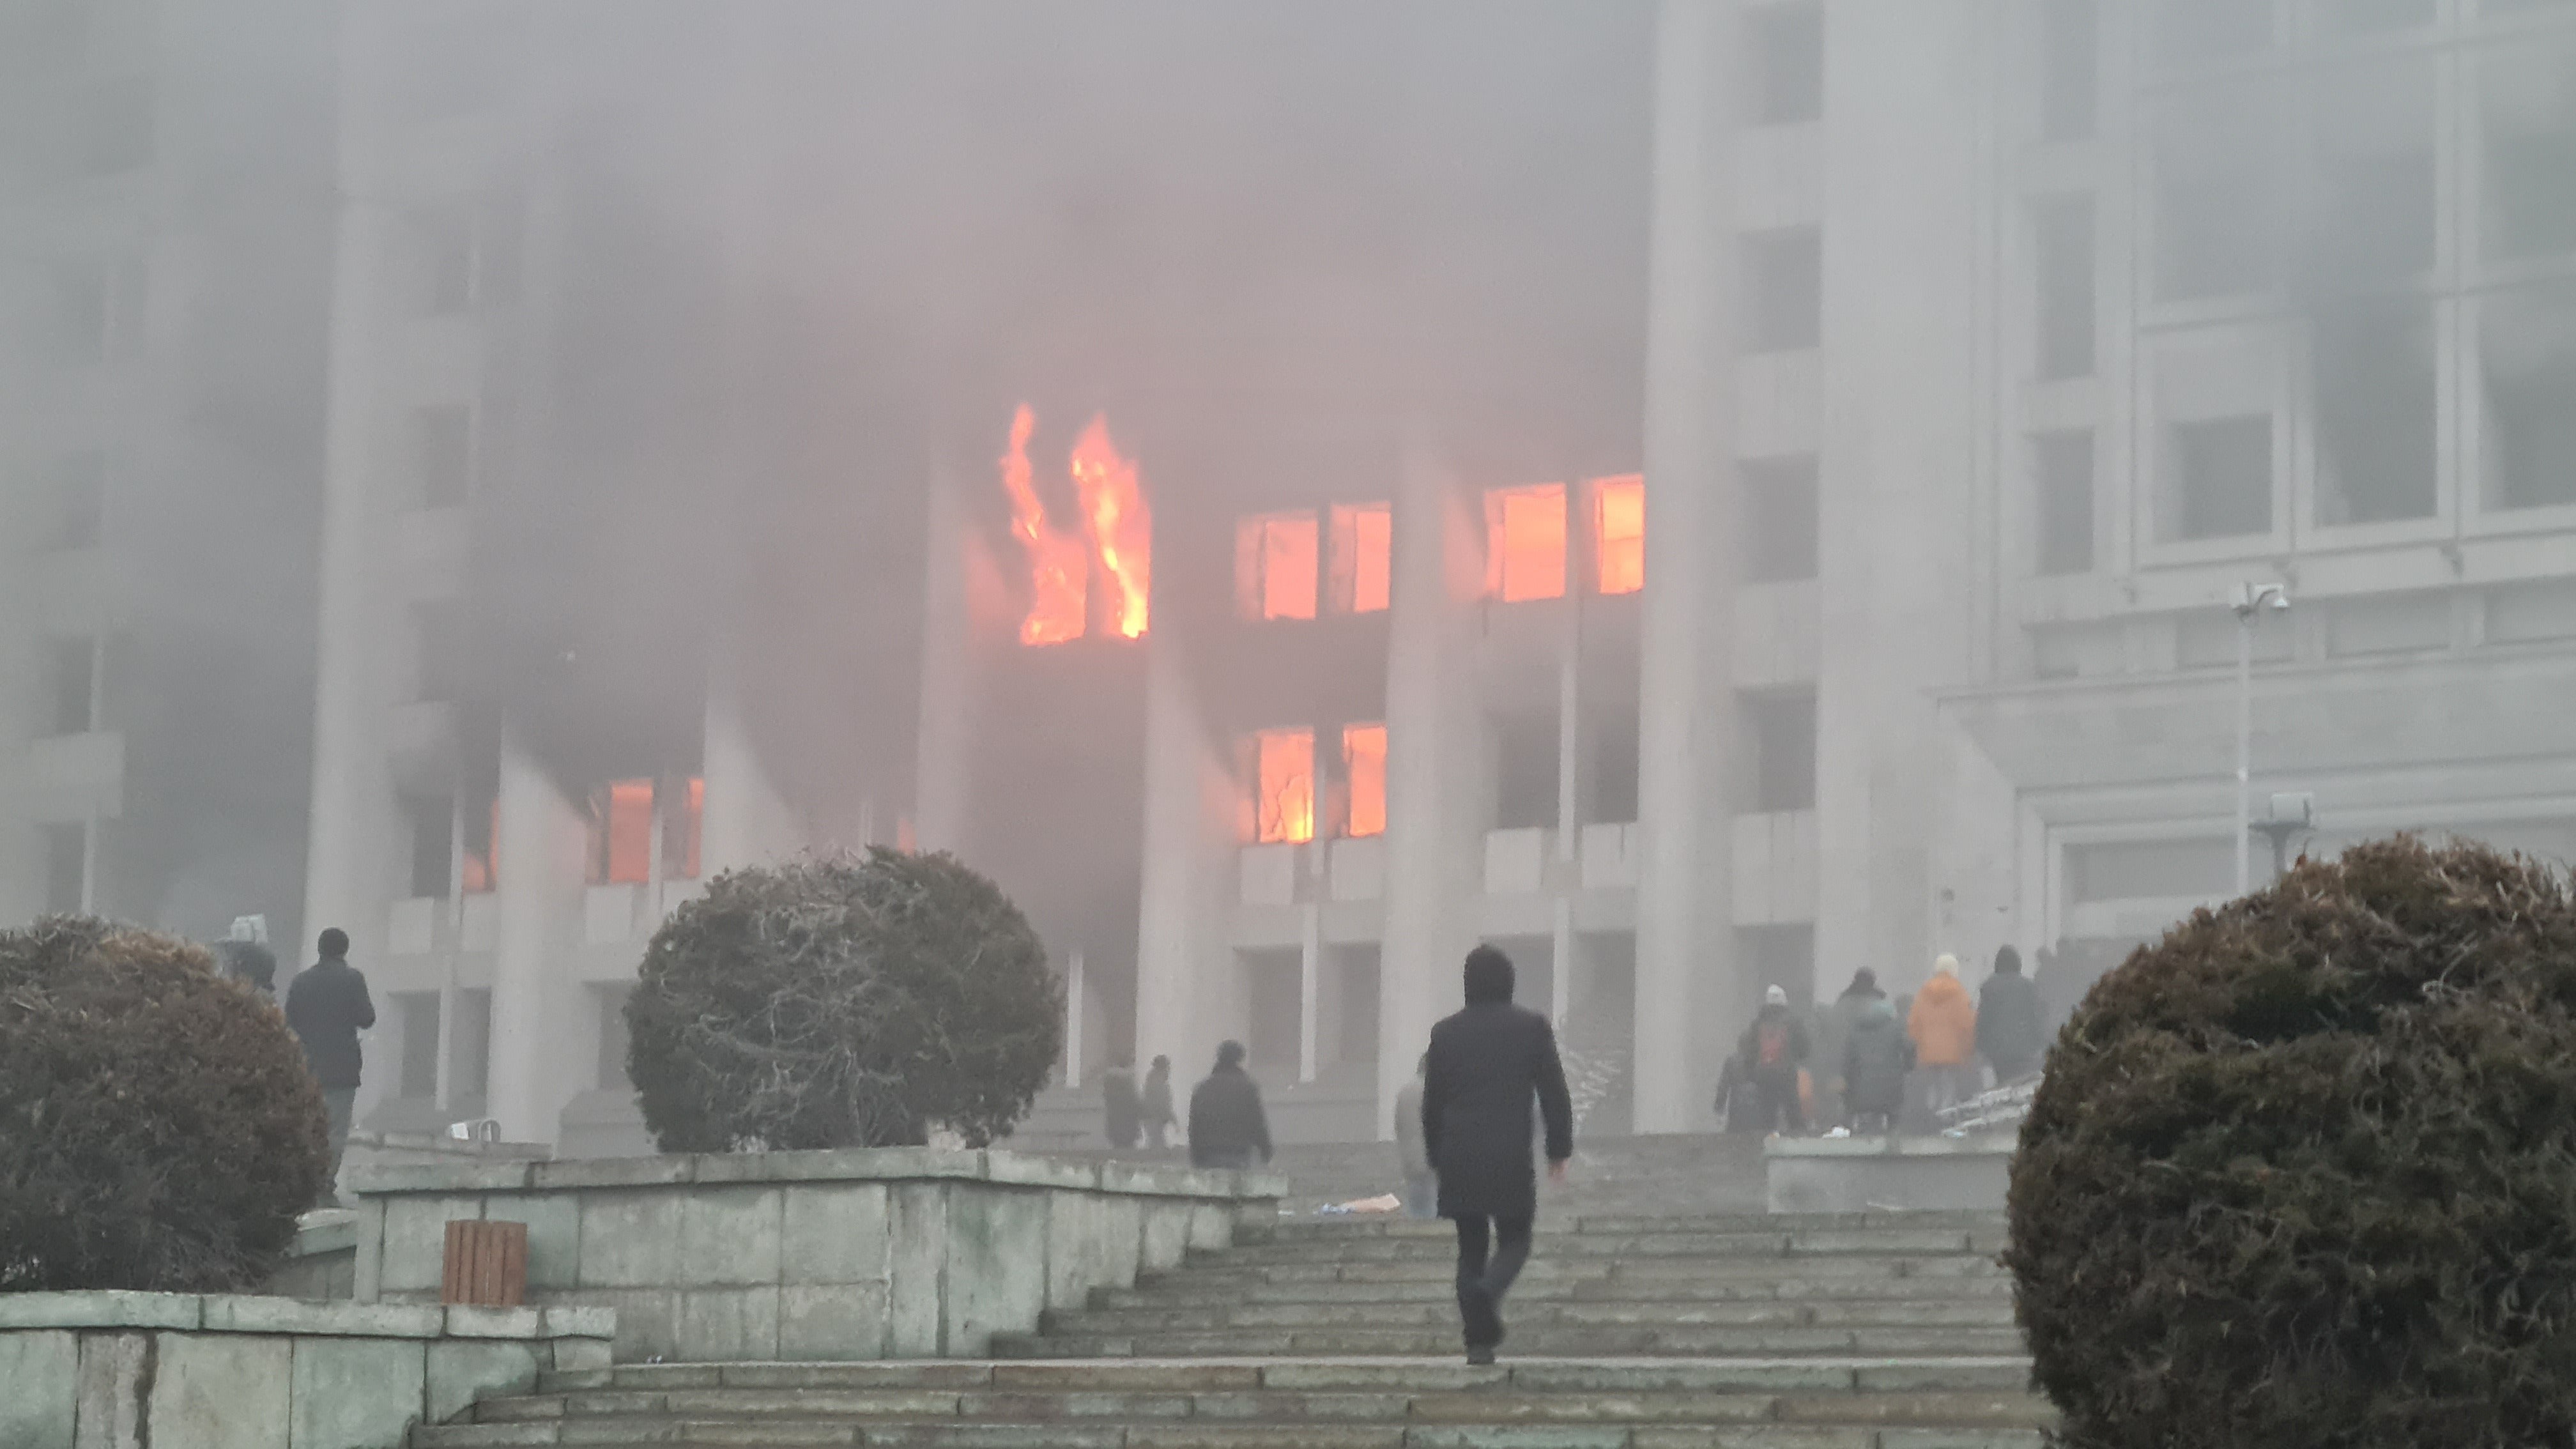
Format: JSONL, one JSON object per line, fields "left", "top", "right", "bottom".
{"left": 1975, "top": 945, "right": 2047, "bottom": 1084}
{"left": 1188, "top": 1041, "right": 1272, "bottom": 1170}
{"left": 1842, "top": 995, "right": 1913, "bottom": 1134}
{"left": 1735, "top": 985, "right": 1811, "bottom": 1135}
{"left": 1421, "top": 945, "right": 1574, "bottom": 1364}
{"left": 284, "top": 928, "right": 375, "bottom": 1204}
{"left": 1818, "top": 969, "right": 1885, "bottom": 1128}
{"left": 1101, "top": 1061, "right": 1141, "bottom": 1150}
{"left": 1140, "top": 1055, "right": 1177, "bottom": 1152}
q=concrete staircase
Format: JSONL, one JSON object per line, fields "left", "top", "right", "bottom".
{"left": 411, "top": 1209, "right": 2048, "bottom": 1448}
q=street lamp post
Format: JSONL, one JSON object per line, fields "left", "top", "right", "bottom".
{"left": 2232, "top": 581, "right": 2290, "bottom": 895}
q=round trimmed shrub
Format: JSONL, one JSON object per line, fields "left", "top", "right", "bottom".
{"left": 0, "top": 916, "right": 332, "bottom": 1292}
{"left": 2008, "top": 837, "right": 2576, "bottom": 1449}
{"left": 627, "top": 848, "right": 1062, "bottom": 1151}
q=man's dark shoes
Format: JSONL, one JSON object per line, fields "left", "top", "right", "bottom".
{"left": 1465, "top": 1344, "right": 1496, "bottom": 1365}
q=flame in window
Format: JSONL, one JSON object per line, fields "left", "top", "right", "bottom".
{"left": 1071, "top": 414, "right": 1151, "bottom": 640}
{"left": 1342, "top": 723, "right": 1387, "bottom": 838}
{"left": 590, "top": 780, "right": 655, "bottom": 885}
{"left": 1000, "top": 405, "right": 1089, "bottom": 646}
{"left": 1590, "top": 474, "right": 1644, "bottom": 594}
{"left": 1252, "top": 728, "right": 1315, "bottom": 844}
{"left": 1331, "top": 502, "right": 1391, "bottom": 613}
{"left": 1485, "top": 484, "right": 1567, "bottom": 601}
{"left": 1236, "top": 511, "right": 1320, "bottom": 620}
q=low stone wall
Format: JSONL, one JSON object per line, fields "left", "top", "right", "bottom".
{"left": 349, "top": 1147, "right": 1287, "bottom": 1363}
{"left": 264, "top": 1210, "right": 359, "bottom": 1300}
{"left": 0, "top": 1291, "right": 611, "bottom": 1449}
{"left": 1765, "top": 1133, "right": 2016, "bottom": 1214}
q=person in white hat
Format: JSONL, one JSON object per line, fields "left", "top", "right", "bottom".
{"left": 1733, "top": 983, "right": 1812, "bottom": 1135}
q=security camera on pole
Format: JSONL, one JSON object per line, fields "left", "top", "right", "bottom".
{"left": 2232, "top": 581, "right": 2291, "bottom": 895}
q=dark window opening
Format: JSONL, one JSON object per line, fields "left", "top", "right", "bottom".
{"left": 396, "top": 993, "right": 441, "bottom": 1098}
{"left": 1590, "top": 712, "right": 1640, "bottom": 825}
{"left": 2034, "top": 431, "right": 2096, "bottom": 576}
{"left": 1740, "top": 924, "right": 1816, "bottom": 1009}
{"left": 1749, "top": 3, "right": 1823, "bottom": 125}
{"left": 2317, "top": 304, "right": 2437, "bottom": 524}
{"left": 1741, "top": 456, "right": 1820, "bottom": 583}
{"left": 2485, "top": 288, "right": 2576, "bottom": 510}
{"left": 2034, "top": 195, "right": 2096, "bottom": 379}
{"left": 1492, "top": 712, "right": 1560, "bottom": 831}
{"left": 1744, "top": 689, "right": 1818, "bottom": 814}
{"left": 1747, "top": 228, "right": 1823, "bottom": 352}
{"left": 408, "top": 796, "right": 453, "bottom": 899}
{"left": 2487, "top": 132, "right": 2576, "bottom": 261}
{"left": 2167, "top": 416, "right": 2274, "bottom": 540}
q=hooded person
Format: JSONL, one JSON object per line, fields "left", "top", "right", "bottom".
{"left": 1841, "top": 993, "right": 1914, "bottom": 1134}
{"left": 1139, "top": 1055, "right": 1177, "bottom": 1151}
{"left": 1907, "top": 954, "right": 1981, "bottom": 1116}
{"left": 1734, "top": 985, "right": 1811, "bottom": 1135}
{"left": 1187, "top": 1041, "right": 1272, "bottom": 1170}
{"left": 1975, "top": 946, "right": 2046, "bottom": 1084}
{"left": 1817, "top": 969, "right": 1885, "bottom": 1127}
{"left": 1421, "top": 945, "right": 1574, "bottom": 1364}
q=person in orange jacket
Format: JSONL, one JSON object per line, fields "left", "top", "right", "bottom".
{"left": 1906, "top": 954, "right": 1981, "bottom": 1119}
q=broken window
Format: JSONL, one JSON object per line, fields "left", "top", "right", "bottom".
{"left": 2034, "top": 195, "right": 2096, "bottom": 380}
{"left": 1589, "top": 475, "right": 1644, "bottom": 595}
{"left": 2480, "top": 41, "right": 2576, "bottom": 261}
{"left": 1328, "top": 502, "right": 1392, "bottom": 613}
{"left": 1740, "top": 456, "right": 1819, "bottom": 583}
{"left": 1342, "top": 724, "right": 1386, "bottom": 838}
{"left": 2033, "top": 431, "right": 2096, "bottom": 575}
{"left": 2309, "top": 59, "right": 2435, "bottom": 287}
{"left": 2482, "top": 284, "right": 2576, "bottom": 510}
{"left": 2038, "top": 0, "right": 2097, "bottom": 142}
{"left": 2153, "top": 84, "right": 2285, "bottom": 301}
{"left": 1748, "top": 1, "right": 1823, "bottom": 126}
{"left": 1744, "top": 689, "right": 1818, "bottom": 814}
{"left": 1485, "top": 484, "right": 1567, "bottom": 602}
{"left": 417, "top": 404, "right": 474, "bottom": 508}
{"left": 2154, "top": 0, "right": 2273, "bottom": 68}
{"left": 1746, "top": 228, "right": 1823, "bottom": 351}
{"left": 45, "top": 822, "right": 88, "bottom": 914}
{"left": 2316, "top": 302, "right": 2436, "bottom": 525}
{"left": 588, "top": 780, "right": 654, "bottom": 885}
{"left": 1235, "top": 510, "right": 1319, "bottom": 620}
{"left": 2165, "top": 415, "right": 2273, "bottom": 540}
{"left": 1250, "top": 728, "right": 1316, "bottom": 845}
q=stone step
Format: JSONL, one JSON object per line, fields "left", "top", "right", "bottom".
{"left": 1260, "top": 1213, "right": 2004, "bottom": 1242}
{"left": 1096, "top": 1275, "right": 2016, "bottom": 1310}
{"left": 990, "top": 1327, "right": 2032, "bottom": 1359}
{"left": 1211, "top": 1232, "right": 1991, "bottom": 1264}
{"left": 1148, "top": 1257, "right": 2007, "bottom": 1288}
{"left": 1044, "top": 1300, "right": 2016, "bottom": 1334}
{"left": 539, "top": 1358, "right": 2035, "bottom": 1397}
{"left": 419, "top": 1426, "right": 2047, "bottom": 1448}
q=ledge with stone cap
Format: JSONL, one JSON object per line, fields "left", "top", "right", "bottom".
{"left": 1764, "top": 1132, "right": 2015, "bottom": 1215}
{"left": 1763, "top": 1132, "right": 2018, "bottom": 1160}
{"left": 0, "top": 1290, "right": 611, "bottom": 1341}
{"left": 346, "top": 1146, "right": 1287, "bottom": 1200}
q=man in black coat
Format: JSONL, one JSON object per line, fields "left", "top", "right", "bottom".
{"left": 1421, "top": 944, "right": 1574, "bottom": 1363}
{"left": 1975, "top": 944, "right": 2047, "bottom": 1083}
{"left": 284, "top": 927, "right": 374, "bottom": 1206}
{"left": 1187, "top": 1040, "right": 1272, "bottom": 1170}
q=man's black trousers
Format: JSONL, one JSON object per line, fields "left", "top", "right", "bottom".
{"left": 1452, "top": 1213, "right": 1533, "bottom": 1349}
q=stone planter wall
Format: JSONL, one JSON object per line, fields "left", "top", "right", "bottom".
{"left": 0, "top": 1291, "right": 611, "bottom": 1449}
{"left": 263, "top": 1210, "right": 359, "bottom": 1301}
{"left": 348, "top": 1147, "right": 1287, "bottom": 1363}
{"left": 1764, "top": 1133, "right": 2016, "bottom": 1214}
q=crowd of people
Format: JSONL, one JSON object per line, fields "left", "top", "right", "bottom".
{"left": 1720, "top": 945, "right": 2047, "bottom": 1137}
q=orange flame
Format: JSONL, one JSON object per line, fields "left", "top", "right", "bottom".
{"left": 1000, "top": 404, "right": 1089, "bottom": 646}
{"left": 1070, "top": 413, "right": 1151, "bottom": 640}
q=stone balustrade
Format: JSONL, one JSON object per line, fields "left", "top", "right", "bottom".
{"left": 347, "top": 1147, "right": 1287, "bottom": 1363}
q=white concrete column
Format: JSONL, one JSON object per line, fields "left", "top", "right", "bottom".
{"left": 1297, "top": 900, "right": 1322, "bottom": 1083}
{"left": 1810, "top": 0, "right": 1987, "bottom": 995}
{"left": 486, "top": 726, "right": 587, "bottom": 1146}
{"left": 300, "top": 8, "right": 397, "bottom": 973}
{"left": 913, "top": 461, "right": 976, "bottom": 855}
{"left": 1634, "top": 0, "right": 1742, "bottom": 1133}
{"left": 1133, "top": 627, "right": 1236, "bottom": 1080}
{"left": 1377, "top": 434, "right": 1487, "bottom": 1135}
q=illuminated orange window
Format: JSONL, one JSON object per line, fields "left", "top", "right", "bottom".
{"left": 1252, "top": 728, "right": 1316, "bottom": 843}
{"left": 589, "top": 780, "right": 655, "bottom": 885}
{"left": 1342, "top": 723, "right": 1387, "bottom": 838}
{"left": 1235, "top": 512, "right": 1319, "bottom": 620}
{"left": 1590, "top": 474, "right": 1644, "bottom": 594}
{"left": 1330, "top": 502, "right": 1392, "bottom": 614}
{"left": 1485, "top": 484, "right": 1567, "bottom": 601}
{"left": 663, "top": 776, "right": 704, "bottom": 880}
{"left": 461, "top": 797, "right": 498, "bottom": 893}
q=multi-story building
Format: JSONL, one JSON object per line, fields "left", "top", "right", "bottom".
{"left": 0, "top": 0, "right": 335, "bottom": 951}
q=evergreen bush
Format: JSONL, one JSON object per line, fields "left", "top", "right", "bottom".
{"left": 627, "top": 848, "right": 1061, "bottom": 1151}
{"left": 0, "top": 916, "right": 331, "bottom": 1292}
{"left": 2008, "top": 837, "right": 2576, "bottom": 1448}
